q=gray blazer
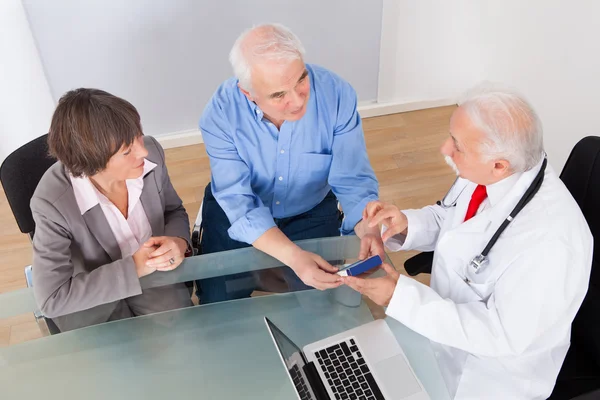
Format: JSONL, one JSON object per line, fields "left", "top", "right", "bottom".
{"left": 31, "top": 136, "right": 191, "bottom": 331}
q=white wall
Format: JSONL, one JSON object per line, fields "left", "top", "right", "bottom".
{"left": 4, "top": 0, "right": 597, "bottom": 170}
{"left": 380, "top": 0, "right": 600, "bottom": 170}
{"left": 377, "top": 0, "right": 485, "bottom": 105}
{"left": 0, "top": 0, "right": 55, "bottom": 163}
{"left": 23, "top": 0, "right": 383, "bottom": 138}
{"left": 480, "top": 0, "right": 600, "bottom": 170}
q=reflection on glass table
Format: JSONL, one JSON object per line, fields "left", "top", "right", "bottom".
{"left": 0, "top": 236, "right": 450, "bottom": 399}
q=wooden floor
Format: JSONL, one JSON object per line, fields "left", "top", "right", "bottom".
{"left": 0, "top": 105, "right": 456, "bottom": 347}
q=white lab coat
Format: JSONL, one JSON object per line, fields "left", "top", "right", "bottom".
{"left": 384, "top": 160, "right": 593, "bottom": 400}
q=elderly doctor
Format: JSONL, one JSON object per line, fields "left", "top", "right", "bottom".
{"left": 343, "top": 85, "right": 593, "bottom": 399}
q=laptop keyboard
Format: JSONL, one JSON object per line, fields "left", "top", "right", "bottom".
{"left": 315, "top": 338, "right": 385, "bottom": 400}
{"left": 289, "top": 364, "right": 313, "bottom": 400}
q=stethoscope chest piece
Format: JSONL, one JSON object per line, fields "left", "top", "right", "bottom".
{"left": 468, "top": 254, "right": 488, "bottom": 274}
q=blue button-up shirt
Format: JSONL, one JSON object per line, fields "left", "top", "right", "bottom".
{"left": 200, "top": 64, "right": 379, "bottom": 244}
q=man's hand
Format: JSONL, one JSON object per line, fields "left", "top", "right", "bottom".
{"left": 289, "top": 249, "right": 342, "bottom": 291}
{"left": 363, "top": 201, "right": 408, "bottom": 242}
{"left": 340, "top": 263, "right": 400, "bottom": 306}
{"left": 253, "top": 227, "right": 342, "bottom": 291}
{"left": 144, "top": 236, "right": 189, "bottom": 271}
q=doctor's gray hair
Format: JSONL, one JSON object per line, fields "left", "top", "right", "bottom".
{"left": 229, "top": 23, "right": 306, "bottom": 93}
{"left": 458, "top": 83, "right": 544, "bottom": 172}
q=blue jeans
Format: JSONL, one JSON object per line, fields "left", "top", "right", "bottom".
{"left": 196, "top": 184, "right": 342, "bottom": 304}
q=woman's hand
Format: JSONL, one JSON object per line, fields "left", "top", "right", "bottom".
{"left": 132, "top": 245, "right": 159, "bottom": 278}
{"left": 143, "top": 236, "right": 189, "bottom": 271}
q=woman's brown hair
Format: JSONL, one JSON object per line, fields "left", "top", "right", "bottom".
{"left": 48, "top": 88, "right": 142, "bottom": 177}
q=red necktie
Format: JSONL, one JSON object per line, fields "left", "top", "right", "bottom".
{"left": 464, "top": 185, "right": 487, "bottom": 222}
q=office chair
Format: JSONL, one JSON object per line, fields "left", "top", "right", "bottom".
{"left": 404, "top": 250, "right": 434, "bottom": 276}
{"left": 0, "top": 134, "right": 60, "bottom": 335}
{"left": 548, "top": 136, "right": 600, "bottom": 399}
{"left": 191, "top": 201, "right": 203, "bottom": 256}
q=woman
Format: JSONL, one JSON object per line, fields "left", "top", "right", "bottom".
{"left": 31, "top": 88, "right": 192, "bottom": 332}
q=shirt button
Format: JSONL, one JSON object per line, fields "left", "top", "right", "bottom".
{"left": 276, "top": 201, "right": 280, "bottom": 205}
{"left": 280, "top": 149, "right": 285, "bottom": 154}
{"left": 255, "top": 109, "right": 261, "bottom": 115}
{"left": 278, "top": 176, "right": 283, "bottom": 181}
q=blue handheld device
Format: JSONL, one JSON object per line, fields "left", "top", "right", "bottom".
{"left": 337, "top": 255, "right": 383, "bottom": 277}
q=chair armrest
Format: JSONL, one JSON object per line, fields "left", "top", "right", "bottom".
{"left": 572, "top": 388, "right": 600, "bottom": 400}
{"left": 404, "top": 252, "right": 434, "bottom": 276}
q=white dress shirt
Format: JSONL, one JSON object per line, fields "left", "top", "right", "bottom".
{"left": 70, "top": 160, "right": 157, "bottom": 258}
{"left": 384, "top": 160, "right": 593, "bottom": 399}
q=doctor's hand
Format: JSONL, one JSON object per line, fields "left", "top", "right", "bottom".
{"left": 341, "top": 263, "right": 400, "bottom": 306}
{"left": 363, "top": 201, "right": 408, "bottom": 242}
{"left": 359, "top": 233, "right": 386, "bottom": 264}
{"left": 289, "top": 249, "right": 342, "bottom": 291}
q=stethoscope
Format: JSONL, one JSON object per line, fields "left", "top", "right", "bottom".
{"left": 436, "top": 156, "right": 548, "bottom": 276}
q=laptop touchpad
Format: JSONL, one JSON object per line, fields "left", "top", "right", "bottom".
{"left": 374, "top": 354, "right": 422, "bottom": 399}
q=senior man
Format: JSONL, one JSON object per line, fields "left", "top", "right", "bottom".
{"left": 197, "top": 23, "right": 383, "bottom": 303}
{"left": 344, "top": 85, "right": 593, "bottom": 399}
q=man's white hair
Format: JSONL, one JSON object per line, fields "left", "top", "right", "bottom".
{"left": 458, "top": 83, "right": 544, "bottom": 172}
{"left": 229, "top": 23, "right": 306, "bottom": 93}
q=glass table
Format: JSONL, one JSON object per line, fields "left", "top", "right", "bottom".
{"left": 0, "top": 236, "right": 450, "bottom": 399}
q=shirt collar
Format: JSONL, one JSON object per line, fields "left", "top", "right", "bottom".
{"left": 236, "top": 86, "right": 264, "bottom": 122}
{"left": 69, "top": 159, "right": 157, "bottom": 215}
{"left": 485, "top": 171, "right": 523, "bottom": 207}
{"left": 246, "top": 98, "right": 265, "bottom": 122}
{"left": 484, "top": 155, "right": 546, "bottom": 207}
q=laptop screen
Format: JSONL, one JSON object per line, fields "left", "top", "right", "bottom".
{"left": 265, "top": 317, "right": 307, "bottom": 367}
{"left": 265, "top": 317, "right": 320, "bottom": 399}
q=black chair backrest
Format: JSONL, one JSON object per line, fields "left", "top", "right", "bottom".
{"left": 0, "top": 134, "right": 56, "bottom": 236}
{"left": 559, "top": 136, "right": 600, "bottom": 369}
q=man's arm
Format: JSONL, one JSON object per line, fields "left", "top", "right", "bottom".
{"left": 253, "top": 227, "right": 341, "bottom": 290}
{"left": 327, "top": 79, "right": 379, "bottom": 235}
{"left": 384, "top": 205, "right": 447, "bottom": 252}
{"left": 200, "top": 98, "right": 276, "bottom": 245}
{"left": 385, "top": 239, "right": 584, "bottom": 357}
{"left": 344, "top": 238, "right": 589, "bottom": 358}
{"left": 201, "top": 96, "right": 341, "bottom": 290}
{"left": 357, "top": 200, "right": 446, "bottom": 259}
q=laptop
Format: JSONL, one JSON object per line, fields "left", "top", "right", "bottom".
{"left": 265, "top": 317, "right": 429, "bottom": 400}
